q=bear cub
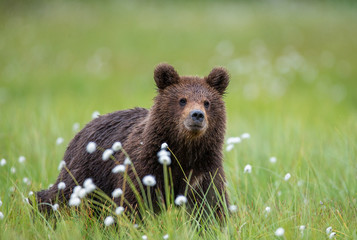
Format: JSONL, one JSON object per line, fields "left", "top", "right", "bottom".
{"left": 36, "top": 63, "right": 230, "bottom": 217}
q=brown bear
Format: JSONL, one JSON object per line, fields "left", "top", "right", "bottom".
{"left": 36, "top": 63, "right": 230, "bottom": 218}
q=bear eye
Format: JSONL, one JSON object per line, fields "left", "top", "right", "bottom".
{"left": 204, "top": 100, "right": 210, "bottom": 109}
{"left": 179, "top": 98, "right": 187, "bottom": 107}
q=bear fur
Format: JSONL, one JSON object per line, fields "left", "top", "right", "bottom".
{"left": 36, "top": 63, "right": 230, "bottom": 217}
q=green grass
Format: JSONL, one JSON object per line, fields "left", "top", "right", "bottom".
{"left": 1, "top": 0, "right": 357, "bottom": 239}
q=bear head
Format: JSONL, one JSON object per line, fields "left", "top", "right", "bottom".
{"left": 152, "top": 63, "right": 229, "bottom": 141}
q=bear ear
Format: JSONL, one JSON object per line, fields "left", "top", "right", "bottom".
{"left": 206, "top": 67, "right": 230, "bottom": 95}
{"left": 154, "top": 63, "right": 180, "bottom": 90}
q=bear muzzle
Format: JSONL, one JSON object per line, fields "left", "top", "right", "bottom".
{"left": 183, "top": 109, "right": 207, "bottom": 134}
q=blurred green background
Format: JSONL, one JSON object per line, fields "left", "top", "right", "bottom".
{"left": 1, "top": 0, "right": 356, "bottom": 192}
{"left": 0, "top": 0, "right": 356, "bottom": 238}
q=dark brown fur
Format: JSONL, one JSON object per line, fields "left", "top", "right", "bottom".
{"left": 36, "top": 63, "right": 230, "bottom": 217}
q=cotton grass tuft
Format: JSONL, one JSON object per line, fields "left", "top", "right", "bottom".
{"left": 244, "top": 164, "right": 252, "bottom": 173}
{"left": 18, "top": 156, "right": 26, "bottom": 163}
{"left": 228, "top": 205, "right": 238, "bottom": 212}
{"left": 58, "top": 160, "right": 66, "bottom": 171}
{"left": 275, "top": 227, "right": 284, "bottom": 237}
{"left": 92, "top": 111, "right": 100, "bottom": 119}
{"left": 52, "top": 204, "right": 59, "bottom": 211}
{"left": 104, "top": 216, "right": 114, "bottom": 226}
{"left": 86, "top": 142, "right": 97, "bottom": 154}
{"left": 112, "top": 188, "right": 123, "bottom": 198}
{"left": 143, "top": 175, "right": 156, "bottom": 187}
{"left": 284, "top": 173, "right": 291, "bottom": 181}
{"left": 158, "top": 149, "right": 171, "bottom": 165}
{"left": 115, "top": 206, "right": 125, "bottom": 215}
{"left": 174, "top": 195, "right": 187, "bottom": 206}
{"left": 102, "top": 149, "right": 114, "bottom": 161}
{"left": 0, "top": 159, "right": 6, "bottom": 166}
{"left": 112, "top": 164, "right": 126, "bottom": 174}
{"left": 56, "top": 137, "right": 64, "bottom": 145}
{"left": 112, "top": 141, "right": 122, "bottom": 152}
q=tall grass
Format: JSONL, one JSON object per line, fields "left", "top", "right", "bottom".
{"left": 0, "top": 1, "right": 356, "bottom": 239}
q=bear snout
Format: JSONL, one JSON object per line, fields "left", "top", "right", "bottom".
{"left": 183, "top": 109, "right": 207, "bottom": 134}
{"left": 190, "top": 110, "right": 205, "bottom": 123}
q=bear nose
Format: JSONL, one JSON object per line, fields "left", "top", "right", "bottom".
{"left": 190, "top": 110, "right": 205, "bottom": 123}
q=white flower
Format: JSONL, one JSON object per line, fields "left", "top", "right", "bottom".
{"left": 112, "top": 164, "right": 126, "bottom": 174}
{"left": 83, "top": 179, "right": 96, "bottom": 194}
{"left": 326, "top": 226, "right": 332, "bottom": 234}
{"left": 158, "top": 155, "right": 171, "bottom": 165}
{"left": 83, "top": 178, "right": 94, "bottom": 191}
{"left": 174, "top": 195, "right": 188, "bottom": 206}
{"left": 241, "top": 133, "right": 250, "bottom": 139}
{"left": 157, "top": 149, "right": 170, "bottom": 158}
{"left": 329, "top": 232, "right": 336, "bottom": 239}
{"left": 228, "top": 205, "right": 238, "bottom": 212}
{"left": 78, "top": 188, "right": 87, "bottom": 198}
{"left": 86, "top": 142, "right": 97, "bottom": 154}
{"left": 18, "top": 156, "right": 26, "bottom": 163}
{"left": 142, "top": 175, "right": 156, "bottom": 187}
{"left": 83, "top": 178, "right": 93, "bottom": 188}
{"left": 112, "top": 188, "right": 123, "bottom": 198}
{"left": 0, "top": 200, "right": 2, "bottom": 207}
{"left": 104, "top": 216, "right": 114, "bottom": 226}
{"left": 284, "top": 173, "right": 291, "bottom": 181}
{"left": 115, "top": 206, "right": 124, "bottom": 215}
{"left": 124, "top": 157, "right": 132, "bottom": 165}
{"left": 69, "top": 197, "right": 81, "bottom": 206}
{"left": 0, "top": 212, "right": 4, "bottom": 220}
{"left": 142, "top": 235, "right": 148, "bottom": 240}
{"left": 265, "top": 206, "right": 271, "bottom": 213}
{"left": 72, "top": 122, "right": 80, "bottom": 132}
{"left": 158, "top": 149, "right": 171, "bottom": 165}
{"left": 56, "top": 137, "right": 64, "bottom": 145}
{"left": 102, "top": 149, "right": 114, "bottom": 161}
{"left": 85, "top": 184, "right": 96, "bottom": 195}
{"left": 227, "top": 137, "right": 241, "bottom": 144}
{"left": 0, "top": 158, "right": 6, "bottom": 166}
{"left": 52, "top": 203, "right": 59, "bottom": 211}
{"left": 299, "top": 225, "right": 306, "bottom": 231}
{"left": 10, "top": 167, "right": 16, "bottom": 174}
{"left": 226, "top": 144, "right": 234, "bottom": 152}
{"left": 58, "top": 160, "right": 66, "bottom": 171}
{"left": 73, "top": 186, "right": 82, "bottom": 197}
{"left": 112, "top": 142, "right": 122, "bottom": 152}
{"left": 48, "top": 184, "right": 54, "bottom": 188}
{"left": 161, "top": 142, "right": 168, "bottom": 149}
{"left": 92, "top": 111, "right": 100, "bottom": 119}
{"left": 23, "top": 198, "right": 29, "bottom": 204}
{"left": 23, "top": 177, "right": 30, "bottom": 184}
{"left": 133, "top": 224, "right": 139, "bottom": 228}
{"left": 163, "top": 234, "right": 169, "bottom": 239}
{"left": 9, "top": 186, "right": 15, "bottom": 192}
{"left": 29, "top": 191, "right": 34, "bottom": 196}
{"left": 244, "top": 164, "right": 252, "bottom": 173}
{"left": 275, "top": 227, "right": 285, "bottom": 237}
{"left": 269, "top": 156, "right": 277, "bottom": 163}
{"left": 58, "top": 182, "right": 66, "bottom": 190}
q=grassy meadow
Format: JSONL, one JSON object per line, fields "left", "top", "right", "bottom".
{"left": 1, "top": 1, "right": 357, "bottom": 239}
